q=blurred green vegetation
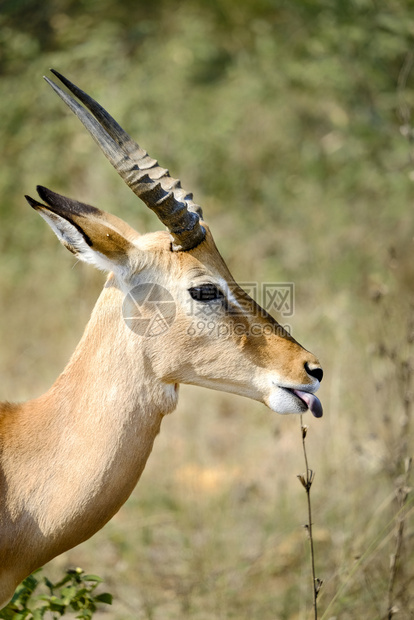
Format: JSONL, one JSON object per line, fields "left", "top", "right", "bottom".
{"left": 0, "top": 567, "right": 112, "bottom": 619}
{"left": 1, "top": 1, "right": 414, "bottom": 618}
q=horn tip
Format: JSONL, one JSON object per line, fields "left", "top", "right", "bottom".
{"left": 50, "top": 68, "right": 64, "bottom": 81}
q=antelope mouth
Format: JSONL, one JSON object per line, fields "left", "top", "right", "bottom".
{"left": 287, "top": 388, "right": 323, "bottom": 418}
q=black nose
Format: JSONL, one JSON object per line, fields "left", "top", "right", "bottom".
{"left": 305, "top": 362, "right": 323, "bottom": 383}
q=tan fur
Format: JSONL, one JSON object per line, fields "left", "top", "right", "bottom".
{"left": 0, "top": 205, "right": 322, "bottom": 607}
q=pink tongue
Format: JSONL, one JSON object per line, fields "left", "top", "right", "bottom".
{"left": 293, "top": 390, "right": 323, "bottom": 418}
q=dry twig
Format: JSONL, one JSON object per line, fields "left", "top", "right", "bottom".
{"left": 298, "top": 415, "right": 322, "bottom": 619}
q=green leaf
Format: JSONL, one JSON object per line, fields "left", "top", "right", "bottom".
{"left": 81, "top": 575, "right": 103, "bottom": 584}
{"left": 47, "top": 597, "right": 67, "bottom": 613}
{"left": 50, "top": 574, "right": 72, "bottom": 589}
{"left": 75, "top": 611, "right": 93, "bottom": 620}
{"left": 20, "top": 575, "right": 39, "bottom": 594}
{"left": 0, "top": 605, "right": 16, "bottom": 620}
{"left": 71, "top": 588, "right": 88, "bottom": 600}
{"left": 11, "top": 612, "right": 29, "bottom": 620}
{"left": 60, "top": 586, "right": 77, "bottom": 602}
{"left": 43, "top": 577, "right": 54, "bottom": 592}
{"left": 94, "top": 593, "right": 113, "bottom": 605}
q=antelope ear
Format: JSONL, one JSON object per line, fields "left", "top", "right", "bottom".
{"left": 25, "top": 186, "right": 139, "bottom": 277}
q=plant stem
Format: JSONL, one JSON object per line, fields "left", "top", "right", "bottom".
{"left": 386, "top": 458, "right": 412, "bottom": 618}
{"left": 298, "top": 414, "right": 320, "bottom": 620}
{"left": 386, "top": 312, "right": 413, "bottom": 618}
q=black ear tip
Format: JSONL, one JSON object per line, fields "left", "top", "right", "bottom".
{"left": 36, "top": 185, "right": 54, "bottom": 204}
{"left": 25, "top": 195, "right": 43, "bottom": 210}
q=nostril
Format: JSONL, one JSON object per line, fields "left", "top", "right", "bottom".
{"left": 305, "top": 362, "right": 323, "bottom": 383}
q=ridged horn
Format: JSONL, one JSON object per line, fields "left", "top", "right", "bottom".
{"left": 44, "top": 69, "right": 206, "bottom": 252}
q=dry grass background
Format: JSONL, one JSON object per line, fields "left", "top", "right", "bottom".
{"left": 1, "top": 1, "right": 414, "bottom": 617}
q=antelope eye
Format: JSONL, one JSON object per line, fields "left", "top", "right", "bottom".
{"left": 189, "top": 284, "right": 224, "bottom": 302}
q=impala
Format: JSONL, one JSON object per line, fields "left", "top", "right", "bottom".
{"left": 0, "top": 70, "right": 323, "bottom": 607}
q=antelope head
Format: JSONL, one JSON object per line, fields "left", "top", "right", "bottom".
{"left": 0, "top": 71, "right": 324, "bottom": 606}
{"left": 26, "top": 70, "right": 323, "bottom": 419}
